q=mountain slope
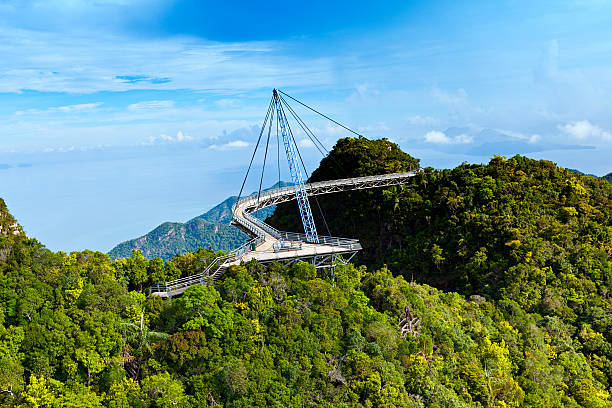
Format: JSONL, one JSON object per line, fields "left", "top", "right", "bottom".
{"left": 568, "top": 168, "right": 599, "bottom": 178}
{"left": 269, "top": 138, "right": 611, "bottom": 297}
{"left": 0, "top": 198, "right": 25, "bottom": 239}
{"left": 604, "top": 171, "right": 612, "bottom": 183}
{"left": 108, "top": 183, "right": 288, "bottom": 260}
{"left": 269, "top": 137, "right": 612, "bottom": 401}
{"left": 1, "top": 141, "right": 611, "bottom": 406}
{"left": 1, "top": 194, "right": 611, "bottom": 406}
{"left": 108, "top": 218, "right": 246, "bottom": 260}
{"left": 0, "top": 198, "right": 26, "bottom": 262}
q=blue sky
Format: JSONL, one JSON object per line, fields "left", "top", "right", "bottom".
{"left": 1, "top": 0, "right": 611, "bottom": 252}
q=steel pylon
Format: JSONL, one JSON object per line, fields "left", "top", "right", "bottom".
{"left": 272, "top": 89, "right": 319, "bottom": 243}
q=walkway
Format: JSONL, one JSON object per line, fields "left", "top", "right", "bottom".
{"left": 150, "top": 171, "right": 417, "bottom": 297}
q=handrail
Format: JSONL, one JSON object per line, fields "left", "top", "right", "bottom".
{"left": 161, "top": 254, "right": 230, "bottom": 293}
{"left": 231, "top": 171, "right": 417, "bottom": 243}
{"left": 150, "top": 171, "right": 418, "bottom": 296}
{"left": 235, "top": 171, "right": 416, "bottom": 208}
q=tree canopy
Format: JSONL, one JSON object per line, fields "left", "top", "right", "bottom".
{"left": 0, "top": 138, "right": 611, "bottom": 407}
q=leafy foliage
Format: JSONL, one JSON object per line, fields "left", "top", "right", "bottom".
{"left": 0, "top": 139, "right": 610, "bottom": 406}
{"left": 269, "top": 137, "right": 612, "bottom": 406}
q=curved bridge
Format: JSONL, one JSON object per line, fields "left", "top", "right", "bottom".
{"left": 150, "top": 171, "right": 417, "bottom": 297}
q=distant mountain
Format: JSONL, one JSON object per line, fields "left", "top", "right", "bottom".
{"left": 108, "top": 182, "right": 289, "bottom": 260}
{"left": 568, "top": 168, "right": 611, "bottom": 183}
{"left": 568, "top": 168, "right": 599, "bottom": 178}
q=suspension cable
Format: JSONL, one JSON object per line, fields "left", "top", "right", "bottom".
{"left": 277, "top": 96, "right": 339, "bottom": 234}
{"left": 276, "top": 113, "right": 281, "bottom": 189}
{"left": 278, "top": 99, "right": 333, "bottom": 236}
{"left": 241, "top": 90, "right": 359, "bottom": 236}
{"left": 278, "top": 89, "right": 363, "bottom": 138}
{"left": 278, "top": 94, "right": 349, "bottom": 179}
{"left": 257, "top": 106, "right": 274, "bottom": 205}
{"left": 236, "top": 97, "right": 273, "bottom": 203}
{"left": 279, "top": 93, "right": 329, "bottom": 155}
{"left": 280, "top": 97, "right": 328, "bottom": 158}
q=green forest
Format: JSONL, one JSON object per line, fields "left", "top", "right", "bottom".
{"left": 1, "top": 137, "right": 611, "bottom": 407}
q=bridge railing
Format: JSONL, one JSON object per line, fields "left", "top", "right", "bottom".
{"left": 233, "top": 171, "right": 417, "bottom": 209}
{"left": 241, "top": 211, "right": 359, "bottom": 248}
{"left": 276, "top": 231, "right": 361, "bottom": 249}
{"left": 151, "top": 252, "right": 235, "bottom": 295}
{"left": 152, "top": 172, "right": 418, "bottom": 295}
{"left": 243, "top": 212, "right": 281, "bottom": 238}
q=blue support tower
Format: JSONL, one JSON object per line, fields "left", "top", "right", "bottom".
{"left": 273, "top": 89, "right": 319, "bottom": 243}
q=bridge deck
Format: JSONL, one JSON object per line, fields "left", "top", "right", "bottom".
{"left": 150, "top": 171, "right": 417, "bottom": 297}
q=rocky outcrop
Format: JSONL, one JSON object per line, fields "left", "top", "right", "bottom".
{"left": 0, "top": 199, "right": 25, "bottom": 238}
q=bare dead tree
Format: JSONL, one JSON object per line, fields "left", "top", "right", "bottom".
{"left": 399, "top": 304, "right": 421, "bottom": 338}
{"left": 325, "top": 353, "right": 347, "bottom": 385}
{"left": 121, "top": 345, "right": 138, "bottom": 380}
{"left": 416, "top": 343, "right": 433, "bottom": 362}
{"left": 207, "top": 392, "right": 219, "bottom": 406}
{"left": 1, "top": 386, "right": 14, "bottom": 398}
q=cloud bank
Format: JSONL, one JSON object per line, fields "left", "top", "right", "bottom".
{"left": 209, "top": 140, "right": 250, "bottom": 150}
{"left": 424, "top": 130, "right": 473, "bottom": 145}
{"left": 559, "top": 120, "right": 612, "bottom": 141}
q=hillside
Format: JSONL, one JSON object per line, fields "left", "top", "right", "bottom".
{"left": 0, "top": 140, "right": 610, "bottom": 406}
{"left": 269, "top": 137, "right": 612, "bottom": 403}
{"left": 0, "top": 198, "right": 26, "bottom": 262}
{"left": 269, "top": 137, "right": 611, "bottom": 295}
{"left": 568, "top": 168, "right": 598, "bottom": 178}
{"left": 0, "top": 198, "right": 25, "bottom": 239}
{"left": 108, "top": 217, "right": 246, "bottom": 261}
{"left": 569, "top": 168, "right": 610, "bottom": 183}
{"left": 108, "top": 184, "right": 287, "bottom": 260}
{"left": 0, "top": 199, "right": 610, "bottom": 406}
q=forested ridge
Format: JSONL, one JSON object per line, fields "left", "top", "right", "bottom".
{"left": 0, "top": 138, "right": 611, "bottom": 407}
{"left": 108, "top": 184, "right": 286, "bottom": 261}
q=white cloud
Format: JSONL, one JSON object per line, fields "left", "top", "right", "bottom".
{"left": 529, "top": 134, "right": 542, "bottom": 144}
{"left": 432, "top": 86, "right": 469, "bottom": 108}
{"left": 215, "top": 99, "right": 241, "bottom": 109}
{"left": 454, "top": 134, "right": 474, "bottom": 144}
{"left": 325, "top": 123, "right": 346, "bottom": 137}
{"left": 430, "top": 86, "right": 485, "bottom": 121}
{"left": 147, "top": 131, "right": 193, "bottom": 144}
{"left": 128, "top": 100, "right": 175, "bottom": 111}
{"left": 356, "top": 83, "right": 377, "bottom": 97}
{"left": 57, "top": 103, "right": 103, "bottom": 112}
{"left": 209, "top": 140, "right": 250, "bottom": 150}
{"left": 0, "top": 26, "right": 334, "bottom": 94}
{"left": 493, "top": 128, "right": 528, "bottom": 140}
{"left": 424, "top": 130, "right": 451, "bottom": 144}
{"left": 489, "top": 129, "right": 542, "bottom": 144}
{"left": 424, "top": 130, "right": 473, "bottom": 145}
{"left": 558, "top": 120, "right": 612, "bottom": 140}
{"left": 358, "top": 122, "right": 389, "bottom": 132}
{"left": 297, "top": 138, "right": 315, "bottom": 148}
